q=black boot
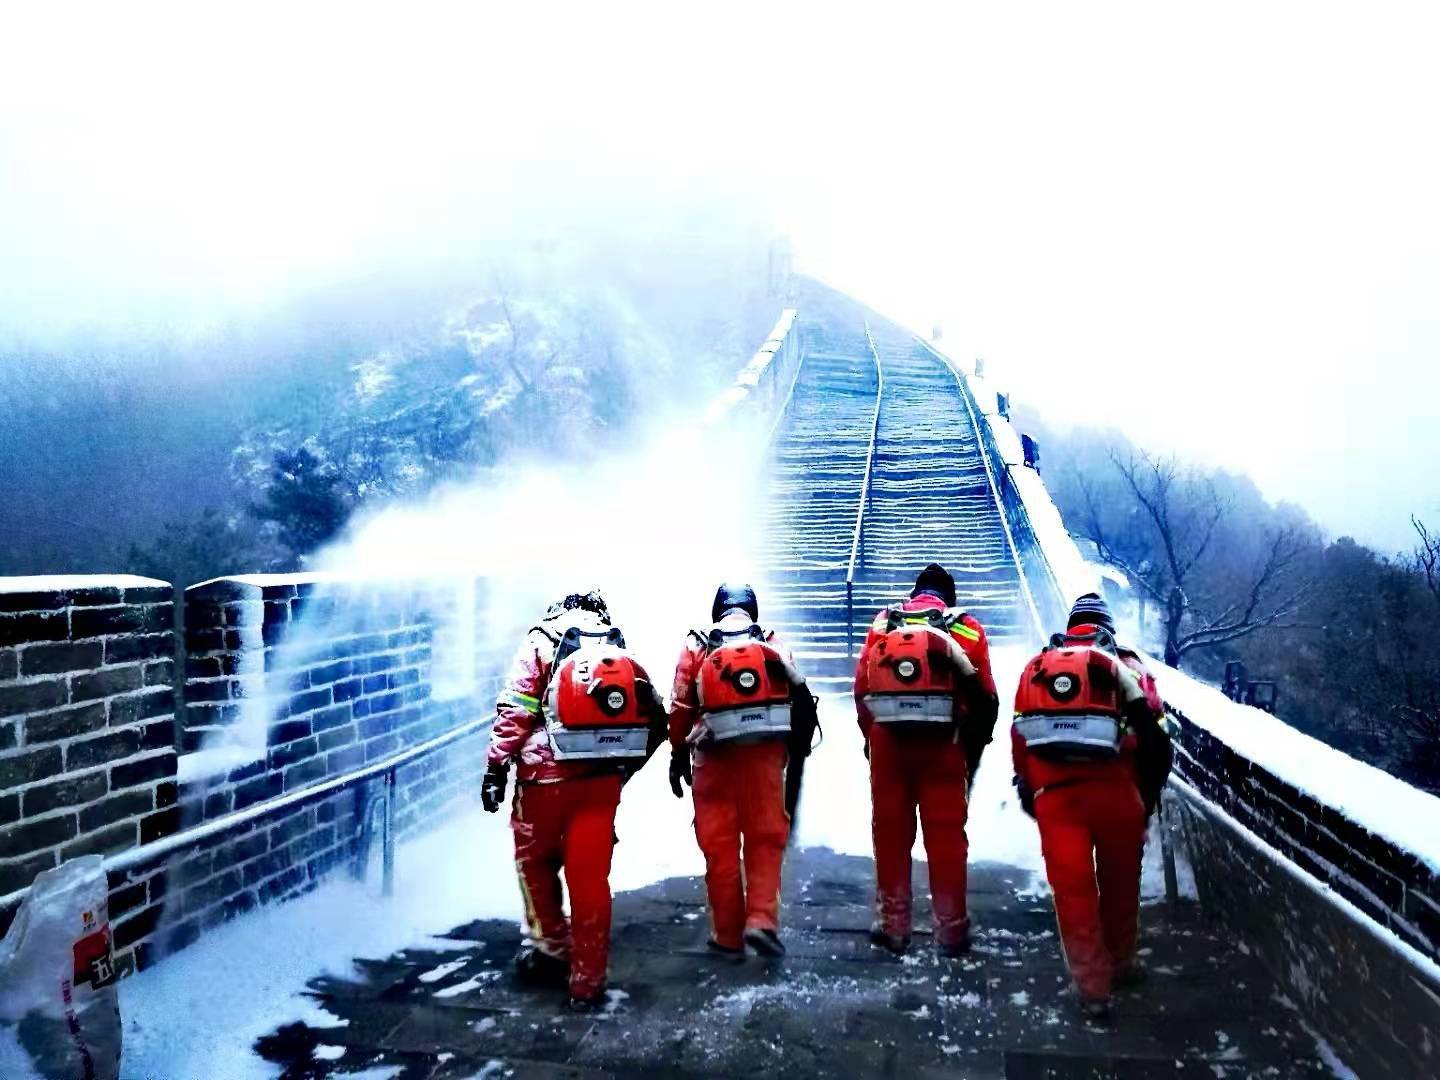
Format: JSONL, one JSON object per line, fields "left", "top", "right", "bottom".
{"left": 1112, "top": 962, "right": 1148, "bottom": 989}
{"left": 707, "top": 938, "right": 745, "bottom": 964}
{"left": 566, "top": 988, "right": 607, "bottom": 1013}
{"left": 743, "top": 927, "right": 786, "bottom": 957}
{"left": 938, "top": 934, "right": 971, "bottom": 959}
{"left": 869, "top": 924, "right": 910, "bottom": 956}
{"left": 514, "top": 945, "right": 569, "bottom": 989}
{"left": 1080, "top": 996, "right": 1114, "bottom": 1025}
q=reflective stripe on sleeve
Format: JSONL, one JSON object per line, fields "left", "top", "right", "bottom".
{"left": 498, "top": 689, "right": 541, "bottom": 714}
{"left": 950, "top": 624, "right": 980, "bottom": 643}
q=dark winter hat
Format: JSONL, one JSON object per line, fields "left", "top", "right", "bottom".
{"left": 712, "top": 582, "right": 759, "bottom": 623}
{"left": 1067, "top": 592, "right": 1114, "bottom": 634}
{"left": 911, "top": 563, "right": 957, "bottom": 608}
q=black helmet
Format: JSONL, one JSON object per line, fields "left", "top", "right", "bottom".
{"left": 711, "top": 582, "right": 759, "bottom": 623}
{"left": 911, "top": 563, "right": 957, "bottom": 608}
{"left": 546, "top": 590, "right": 611, "bottom": 624}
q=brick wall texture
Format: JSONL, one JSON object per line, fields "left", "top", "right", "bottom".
{"left": 1169, "top": 703, "right": 1439, "bottom": 961}
{"left": 1, "top": 581, "right": 178, "bottom": 900}
{"left": 2, "top": 574, "right": 505, "bottom": 978}
{"left": 1168, "top": 703, "right": 1440, "bottom": 1077}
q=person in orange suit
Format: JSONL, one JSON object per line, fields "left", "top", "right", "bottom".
{"left": 481, "top": 590, "right": 666, "bottom": 1011}
{"left": 853, "top": 563, "right": 999, "bottom": 957}
{"left": 1011, "top": 592, "right": 1172, "bottom": 1022}
{"left": 668, "top": 583, "right": 816, "bottom": 960}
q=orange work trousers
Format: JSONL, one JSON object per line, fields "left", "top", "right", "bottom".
{"left": 511, "top": 773, "right": 622, "bottom": 999}
{"left": 869, "top": 725, "right": 971, "bottom": 947}
{"left": 1035, "top": 778, "right": 1147, "bottom": 1001}
{"left": 692, "top": 740, "right": 790, "bottom": 949}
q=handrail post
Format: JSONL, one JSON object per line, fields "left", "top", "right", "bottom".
{"left": 382, "top": 767, "right": 396, "bottom": 898}
{"left": 1159, "top": 792, "right": 1180, "bottom": 905}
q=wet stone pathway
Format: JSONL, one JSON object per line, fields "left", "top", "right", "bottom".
{"left": 256, "top": 849, "right": 1335, "bottom": 1079}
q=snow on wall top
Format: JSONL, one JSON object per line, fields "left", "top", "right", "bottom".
{"left": 1156, "top": 664, "right": 1440, "bottom": 872}
{"left": 187, "top": 571, "right": 347, "bottom": 591}
{"left": 948, "top": 344, "right": 1440, "bottom": 871}
{"left": 949, "top": 360, "right": 1100, "bottom": 602}
{"left": 701, "top": 308, "right": 798, "bottom": 426}
{"left": 0, "top": 574, "right": 169, "bottom": 593}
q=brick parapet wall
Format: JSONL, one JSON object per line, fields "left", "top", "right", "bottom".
{"left": 1168, "top": 784, "right": 1440, "bottom": 1077}
{"left": 2, "top": 572, "right": 503, "bottom": 978}
{"left": 180, "top": 577, "right": 477, "bottom": 820}
{"left": 1169, "top": 702, "right": 1440, "bottom": 961}
{"left": 0, "top": 578, "right": 179, "bottom": 898}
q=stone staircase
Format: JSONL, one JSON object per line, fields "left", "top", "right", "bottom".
{"left": 759, "top": 320, "right": 1036, "bottom": 692}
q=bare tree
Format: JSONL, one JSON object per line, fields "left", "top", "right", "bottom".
{"left": 1080, "top": 449, "right": 1313, "bottom": 667}
{"left": 1413, "top": 515, "right": 1440, "bottom": 607}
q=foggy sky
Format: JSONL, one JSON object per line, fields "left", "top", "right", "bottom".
{"left": 2, "top": 2, "right": 1436, "bottom": 553}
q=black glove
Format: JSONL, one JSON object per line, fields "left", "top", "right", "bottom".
{"left": 1013, "top": 775, "right": 1036, "bottom": 819}
{"left": 668, "top": 747, "right": 692, "bottom": 798}
{"left": 481, "top": 764, "right": 508, "bottom": 813}
{"left": 1129, "top": 702, "right": 1174, "bottom": 817}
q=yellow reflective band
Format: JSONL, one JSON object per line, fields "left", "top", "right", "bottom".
{"left": 950, "top": 624, "right": 980, "bottom": 643}
{"left": 499, "top": 690, "right": 541, "bottom": 713}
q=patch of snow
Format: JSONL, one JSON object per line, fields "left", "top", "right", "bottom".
{"left": 902, "top": 1004, "right": 930, "bottom": 1019}
{"left": 417, "top": 958, "right": 469, "bottom": 984}
{"left": 352, "top": 356, "right": 396, "bottom": 402}
{"left": 944, "top": 354, "right": 1100, "bottom": 603}
{"left": 1009, "top": 990, "right": 1030, "bottom": 1006}
{"left": 120, "top": 804, "right": 519, "bottom": 1080}
{"left": 0, "top": 574, "right": 168, "bottom": 592}
{"left": 433, "top": 972, "right": 501, "bottom": 998}
{"left": 314, "top": 1044, "right": 345, "bottom": 1061}
{"left": 1157, "top": 668, "right": 1440, "bottom": 873}
{"left": 176, "top": 745, "right": 264, "bottom": 784}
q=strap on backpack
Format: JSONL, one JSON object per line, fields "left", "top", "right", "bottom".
{"left": 554, "top": 625, "right": 626, "bottom": 666}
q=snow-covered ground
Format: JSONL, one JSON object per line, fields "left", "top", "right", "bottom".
{"left": 119, "top": 803, "right": 516, "bottom": 1079}
{"left": 120, "top": 662, "right": 1068, "bottom": 1078}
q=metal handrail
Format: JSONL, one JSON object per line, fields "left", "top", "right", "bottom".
{"left": 846, "top": 323, "right": 885, "bottom": 656}
{"left": 0, "top": 715, "right": 493, "bottom": 913}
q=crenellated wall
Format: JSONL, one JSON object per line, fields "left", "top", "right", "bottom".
{"left": 1, "top": 572, "right": 509, "bottom": 975}
{"left": 1161, "top": 694, "right": 1440, "bottom": 1077}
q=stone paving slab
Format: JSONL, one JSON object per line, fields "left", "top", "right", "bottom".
{"left": 254, "top": 848, "right": 1337, "bottom": 1079}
